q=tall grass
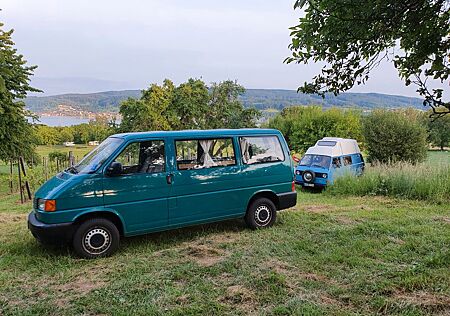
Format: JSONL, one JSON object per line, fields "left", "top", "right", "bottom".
{"left": 326, "top": 161, "right": 450, "bottom": 203}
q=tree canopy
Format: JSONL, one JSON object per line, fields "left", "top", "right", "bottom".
{"left": 0, "top": 21, "right": 40, "bottom": 161}
{"left": 286, "top": 0, "right": 450, "bottom": 118}
{"left": 119, "top": 79, "right": 261, "bottom": 132}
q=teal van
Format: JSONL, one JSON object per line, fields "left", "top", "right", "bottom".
{"left": 28, "top": 129, "right": 296, "bottom": 258}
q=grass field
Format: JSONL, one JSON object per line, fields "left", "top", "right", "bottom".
{"left": 0, "top": 171, "right": 449, "bottom": 315}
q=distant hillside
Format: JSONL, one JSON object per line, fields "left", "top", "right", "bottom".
{"left": 24, "top": 89, "right": 425, "bottom": 114}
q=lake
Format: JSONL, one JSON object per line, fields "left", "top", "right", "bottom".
{"left": 29, "top": 116, "right": 90, "bottom": 126}
{"left": 28, "top": 116, "right": 121, "bottom": 126}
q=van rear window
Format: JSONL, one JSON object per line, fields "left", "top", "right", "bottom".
{"left": 240, "top": 136, "right": 284, "bottom": 165}
{"left": 176, "top": 138, "right": 236, "bottom": 170}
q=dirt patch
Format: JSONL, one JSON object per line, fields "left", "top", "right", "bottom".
{"left": 220, "top": 285, "right": 257, "bottom": 313}
{"left": 433, "top": 216, "right": 450, "bottom": 224}
{"left": 52, "top": 265, "right": 111, "bottom": 307}
{"left": 387, "top": 236, "right": 405, "bottom": 245}
{"left": 0, "top": 213, "right": 26, "bottom": 224}
{"left": 334, "top": 216, "right": 358, "bottom": 225}
{"left": 393, "top": 290, "right": 450, "bottom": 310}
{"left": 183, "top": 244, "right": 228, "bottom": 267}
{"left": 302, "top": 204, "right": 336, "bottom": 213}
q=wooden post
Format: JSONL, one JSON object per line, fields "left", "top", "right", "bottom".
{"left": 71, "top": 152, "right": 75, "bottom": 166}
{"left": 17, "top": 159, "right": 24, "bottom": 203}
{"left": 9, "top": 160, "right": 13, "bottom": 194}
{"left": 56, "top": 159, "right": 59, "bottom": 172}
{"left": 44, "top": 157, "right": 48, "bottom": 181}
{"left": 19, "top": 156, "right": 32, "bottom": 200}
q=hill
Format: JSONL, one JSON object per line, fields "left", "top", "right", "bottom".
{"left": 24, "top": 89, "right": 425, "bottom": 114}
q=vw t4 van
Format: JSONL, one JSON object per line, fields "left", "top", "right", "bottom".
{"left": 295, "top": 137, "right": 364, "bottom": 188}
{"left": 28, "top": 129, "right": 297, "bottom": 258}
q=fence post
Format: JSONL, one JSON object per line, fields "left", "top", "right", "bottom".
{"left": 19, "top": 156, "right": 32, "bottom": 201}
{"left": 9, "top": 160, "right": 13, "bottom": 194}
{"left": 69, "top": 151, "right": 74, "bottom": 166}
{"left": 44, "top": 157, "right": 48, "bottom": 181}
{"left": 17, "top": 159, "right": 24, "bottom": 203}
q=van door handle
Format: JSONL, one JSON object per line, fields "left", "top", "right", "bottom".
{"left": 166, "top": 174, "right": 173, "bottom": 185}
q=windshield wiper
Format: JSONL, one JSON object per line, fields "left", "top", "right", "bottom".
{"left": 65, "top": 166, "right": 79, "bottom": 174}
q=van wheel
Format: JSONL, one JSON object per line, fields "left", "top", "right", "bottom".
{"left": 245, "top": 198, "right": 277, "bottom": 229}
{"left": 72, "top": 218, "right": 120, "bottom": 259}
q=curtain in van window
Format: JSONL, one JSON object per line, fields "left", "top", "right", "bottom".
{"left": 199, "top": 139, "right": 216, "bottom": 168}
{"left": 240, "top": 138, "right": 250, "bottom": 163}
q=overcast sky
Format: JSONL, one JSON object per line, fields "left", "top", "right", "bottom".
{"left": 2, "top": 0, "right": 424, "bottom": 96}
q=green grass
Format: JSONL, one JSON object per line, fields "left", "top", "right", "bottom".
{"left": 0, "top": 173, "right": 449, "bottom": 315}
{"left": 36, "top": 145, "right": 92, "bottom": 159}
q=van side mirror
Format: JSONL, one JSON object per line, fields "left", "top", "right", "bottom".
{"left": 106, "top": 162, "right": 123, "bottom": 176}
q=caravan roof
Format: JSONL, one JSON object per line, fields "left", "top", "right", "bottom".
{"left": 305, "top": 137, "right": 361, "bottom": 157}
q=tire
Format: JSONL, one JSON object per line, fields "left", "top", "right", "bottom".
{"left": 72, "top": 218, "right": 120, "bottom": 259}
{"left": 245, "top": 197, "right": 277, "bottom": 230}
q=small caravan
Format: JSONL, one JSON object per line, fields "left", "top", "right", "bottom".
{"left": 294, "top": 137, "right": 364, "bottom": 188}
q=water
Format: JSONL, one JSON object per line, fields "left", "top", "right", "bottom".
{"left": 29, "top": 116, "right": 91, "bottom": 126}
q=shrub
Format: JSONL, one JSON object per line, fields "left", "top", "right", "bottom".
{"left": 48, "top": 151, "right": 67, "bottom": 162}
{"left": 363, "top": 109, "right": 427, "bottom": 163}
{"left": 268, "top": 106, "right": 363, "bottom": 153}
{"left": 326, "top": 161, "right": 450, "bottom": 203}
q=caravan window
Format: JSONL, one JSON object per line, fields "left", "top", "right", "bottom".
{"left": 176, "top": 138, "right": 236, "bottom": 170}
{"left": 240, "top": 136, "right": 284, "bottom": 165}
{"left": 343, "top": 156, "right": 353, "bottom": 166}
{"left": 317, "top": 141, "right": 337, "bottom": 147}
{"left": 332, "top": 157, "right": 342, "bottom": 168}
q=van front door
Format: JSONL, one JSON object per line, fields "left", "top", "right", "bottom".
{"left": 103, "top": 139, "right": 170, "bottom": 234}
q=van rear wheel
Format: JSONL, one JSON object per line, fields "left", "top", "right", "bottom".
{"left": 73, "top": 218, "right": 120, "bottom": 259}
{"left": 245, "top": 198, "right": 277, "bottom": 229}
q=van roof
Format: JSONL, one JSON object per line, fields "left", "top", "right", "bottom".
{"left": 306, "top": 137, "right": 361, "bottom": 157}
{"left": 110, "top": 128, "right": 282, "bottom": 140}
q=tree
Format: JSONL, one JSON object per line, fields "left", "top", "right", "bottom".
{"left": 427, "top": 108, "right": 450, "bottom": 150}
{"left": 119, "top": 79, "right": 261, "bottom": 132}
{"left": 268, "top": 106, "right": 363, "bottom": 153}
{"left": 120, "top": 80, "right": 174, "bottom": 132}
{"left": 171, "top": 78, "right": 209, "bottom": 129}
{"left": 0, "top": 21, "right": 40, "bottom": 161}
{"left": 35, "top": 125, "right": 60, "bottom": 145}
{"left": 208, "top": 80, "right": 260, "bottom": 129}
{"left": 363, "top": 109, "right": 428, "bottom": 163}
{"left": 286, "top": 0, "right": 450, "bottom": 118}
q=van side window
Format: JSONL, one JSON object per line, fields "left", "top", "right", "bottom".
{"left": 114, "top": 140, "right": 165, "bottom": 174}
{"left": 343, "top": 156, "right": 352, "bottom": 166}
{"left": 240, "top": 136, "right": 284, "bottom": 165}
{"left": 332, "top": 157, "right": 341, "bottom": 168}
{"left": 176, "top": 138, "right": 236, "bottom": 170}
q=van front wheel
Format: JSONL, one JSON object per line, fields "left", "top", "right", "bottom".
{"left": 73, "top": 218, "right": 120, "bottom": 259}
{"left": 245, "top": 198, "right": 277, "bottom": 229}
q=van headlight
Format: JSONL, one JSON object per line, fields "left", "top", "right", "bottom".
{"left": 322, "top": 174, "right": 327, "bottom": 178}
{"left": 295, "top": 170, "right": 301, "bottom": 175}
{"left": 37, "top": 199, "right": 56, "bottom": 212}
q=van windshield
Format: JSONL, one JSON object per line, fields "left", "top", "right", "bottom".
{"left": 72, "top": 137, "right": 124, "bottom": 174}
{"left": 299, "top": 154, "right": 331, "bottom": 169}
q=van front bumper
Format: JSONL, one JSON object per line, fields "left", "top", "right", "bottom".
{"left": 277, "top": 192, "right": 297, "bottom": 210}
{"left": 28, "top": 212, "right": 75, "bottom": 245}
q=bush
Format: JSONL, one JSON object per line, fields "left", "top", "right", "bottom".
{"left": 363, "top": 109, "right": 427, "bottom": 163}
{"left": 48, "top": 151, "right": 67, "bottom": 162}
{"left": 326, "top": 161, "right": 450, "bottom": 203}
{"left": 268, "top": 106, "right": 363, "bottom": 153}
